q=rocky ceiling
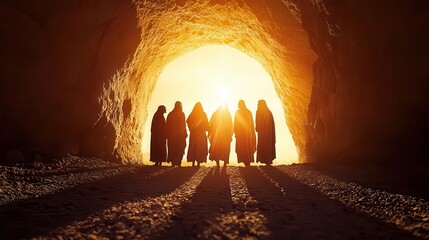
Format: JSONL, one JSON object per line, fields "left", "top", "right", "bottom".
{"left": 1, "top": 0, "right": 428, "bottom": 167}
{"left": 100, "top": 0, "right": 316, "bottom": 163}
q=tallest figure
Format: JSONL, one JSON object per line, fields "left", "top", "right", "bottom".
{"left": 256, "top": 100, "right": 276, "bottom": 165}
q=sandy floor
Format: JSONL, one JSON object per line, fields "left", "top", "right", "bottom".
{"left": 0, "top": 159, "right": 428, "bottom": 239}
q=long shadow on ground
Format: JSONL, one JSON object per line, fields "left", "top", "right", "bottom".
{"left": 158, "top": 166, "right": 233, "bottom": 239}
{"left": 0, "top": 166, "right": 198, "bottom": 239}
{"left": 311, "top": 163, "right": 429, "bottom": 200}
{"left": 239, "top": 166, "right": 415, "bottom": 239}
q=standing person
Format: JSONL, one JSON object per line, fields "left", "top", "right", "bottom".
{"left": 208, "top": 104, "right": 233, "bottom": 167}
{"left": 150, "top": 105, "right": 167, "bottom": 166}
{"left": 186, "top": 102, "right": 209, "bottom": 167}
{"left": 256, "top": 100, "right": 276, "bottom": 165}
{"left": 234, "top": 100, "right": 256, "bottom": 167}
{"left": 166, "top": 101, "right": 187, "bottom": 166}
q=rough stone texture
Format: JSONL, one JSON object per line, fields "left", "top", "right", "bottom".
{"left": 1, "top": 0, "right": 316, "bottom": 163}
{"left": 100, "top": 0, "right": 317, "bottom": 163}
{"left": 296, "top": 0, "right": 429, "bottom": 166}
{"left": 0, "top": 0, "right": 141, "bottom": 161}
{"left": 1, "top": 0, "right": 429, "bottom": 173}
{"left": 0, "top": 164, "right": 424, "bottom": 239}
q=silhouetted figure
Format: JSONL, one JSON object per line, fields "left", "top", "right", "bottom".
{"left": 209, "top": 104, "right": 233, "bottom": 167}
{"left": 234, "top": 100, "right": 256, "bottom": 167}
{"left": 186, "top": 102, "right": 209, "bottom": 166}
{"left": 256, "top": 100, "right": 276, "bottom": 165}
{"left": 166, "top": 101, "right": 187, "bottom": 166}
{"left": 150, "top": 105, "right": 167, "bottom": 166}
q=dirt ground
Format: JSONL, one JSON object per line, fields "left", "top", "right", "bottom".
{"left": 0, "top": 159, "right": 428, "bottom": 239}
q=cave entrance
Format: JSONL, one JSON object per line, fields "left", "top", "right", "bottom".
{"left": 100, "top": 1, "right": 316, "bottom": 164}
{"left": 142, "top": 45, "right": 298, "bottom": 166}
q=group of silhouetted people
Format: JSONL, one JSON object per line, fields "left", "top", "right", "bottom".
{"left": 150, "top": 100, "right": 276, "bottom": 167}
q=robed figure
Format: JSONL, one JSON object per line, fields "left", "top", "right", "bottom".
{"left": 150, "top": 105, "right": 167, "bottom": 166}
{"left": 186, "top": 102, "right": 209, "bottom": 166}
{"left": 234, "top": 100, "right": 256, "bottom": 166}
{"left": 166, "top": 101, "right": 188, "bottom": 166}
{"left": 208, "top": 105, "right": 233, "bottom": 167}
{"left": 256, "top": 100, "right": 276, "bottom": 165}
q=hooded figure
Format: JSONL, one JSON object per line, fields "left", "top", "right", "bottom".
{"left": 166, "top": 101, "right": 187, "bottom": 166}
{"left": 234, "top": 100, "right": 256, "bottom": 166}
{"left": 186, "top": 102, "right": 209, "bottom": 166}
{"left": 150, "top": 105, "right": 167, "bottom": 166}
{"left": 256, "top": 100, "right": 276, "bottom": 165}
{"left": 208, "top": 104, "right": 233, "bottom": 166}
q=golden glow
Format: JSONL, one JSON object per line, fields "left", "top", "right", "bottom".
{"left": 142, "top": 45, "right": 298, "bottom": 165}
{"left": 215, "top": 84, "right": 230, "bottom": 103}
{"left": 100, "top": 1, "right": 316, "bottom": 163}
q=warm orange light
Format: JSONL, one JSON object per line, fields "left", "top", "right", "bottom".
{"left": 142, "top": 45, "right": 298, "bottom": 166}
{"left": 214, "top": 85, "right": 230, "bottom": 103}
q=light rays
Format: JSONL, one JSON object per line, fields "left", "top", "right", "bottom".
{"left": 142, "top": 45, "right": 299, "bottom": 166}
{"left": 99, "top": 0, "right": 312, "bottom": 164}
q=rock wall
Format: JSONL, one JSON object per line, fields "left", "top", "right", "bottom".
{"left": 99, "top": 0, "right": 316, "bottom": 163}
{"left": 296, "top": 0, "right": 429, "bottom": 165}
{"left": 1, "top": 0, "right": 140, "bottom": 161}
{"left": 1, "top": 0, "right": 428, "bottom": 168}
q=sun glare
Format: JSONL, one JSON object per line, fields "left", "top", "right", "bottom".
{"left": 215, "top": 85, "right": 230, "bottom": 102}
{"left": 142, "top": 45, "right": 298, "bottom": 166}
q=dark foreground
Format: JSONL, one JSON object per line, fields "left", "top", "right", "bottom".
{"left": 0, "top": 157, "right": 428, "bottom": 239}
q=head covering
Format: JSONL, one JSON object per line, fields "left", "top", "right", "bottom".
{"left": 218, "top": 103, "right": 228, "bottom": 111}
{"left": 187, "top": 102, "right": 204, "bottom": 125}
{"left": 174, "top": 101, "right": 183, "bottom": 111}
{"left": 258, "top": 100, "right": 267, "bottom": 109}
{"left": 238, "top": 100, "right": 247, "bottom": 110}
{"left": 192, "top": 102, "right": 203, "bottom": 113}
{"left": 158, "top": 105, "right": 166, "bottom": 113}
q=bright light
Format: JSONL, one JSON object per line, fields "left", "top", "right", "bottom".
{"left": 142, "top": 45, "right": 298, "bottom": 166}
{"left": 214, "top": 85, "right": 230, "bottom": 102}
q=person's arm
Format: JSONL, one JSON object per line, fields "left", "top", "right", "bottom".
{"left": 233, "top": 112, "right": 238, "bottom": 135}
{"left": 229, "top": 114, "right": 234, "bottom": 141}
{"left": 161, "top": 118, "right": 167, "bottom": 139}
{"left": 182, "top": 113, "right": 188, "bottom": 137}
{"left": 255, "top": 111, "right": 260, "bottom": 133}
{"left": 251, "top": 114, "right": 256, "bottom": 152}
{"left": 151, "top": 114, "right": 156, "bottom": 132}
{"left": 204, "top": 114, "right": 209, "bottom": 132}
{"left": 271, "top": 111, "right": 276, "bottom": 143}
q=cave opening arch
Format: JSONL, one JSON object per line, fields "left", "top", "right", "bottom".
{"left": 99, "top": 0, "right": 316, "bottom": 164}
{"left": 142, "top": 44, "right": 299, "bottom": 165}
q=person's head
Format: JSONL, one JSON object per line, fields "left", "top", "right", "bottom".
{"left": 174, "top": 101, "right": 183, "bottom": 111}
{"left": 258, "top": 99, "right": 267, "bottom": 109}
{"left": 219, "top": 103, "right": 228, "bottom": 111}
{"left": 219, "top": 103, "right": 230, "bottom": 114}
{"left": 238, "top": 100, "right": 246, "bottom": 110}
{"left": 193, "top": 102, "right": 203, "bottom": 113}
{"left": 158, "top": 105, "right": 166, "bottom": 113}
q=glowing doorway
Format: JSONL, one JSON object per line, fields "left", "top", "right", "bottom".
{"left": 142, "top": 45, "right": 298, "bottom": 165}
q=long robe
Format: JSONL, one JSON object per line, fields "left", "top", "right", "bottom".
{"left": 150, "top": 109, "right": 166, "bottom": 163}
{"left": 208, "top": 108, "right": 233, "bottom": 163}
{"left": 256, "top": 107, "right": 276, "bottom": 164}
{"left": 186, "top": 110, "right": 209, "bottom": 163}
{"left": 234, "top": 108, "right": 256, "bottom": 165}
{"left": 166, "top": 109, "right": 187, "bottom": 166}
